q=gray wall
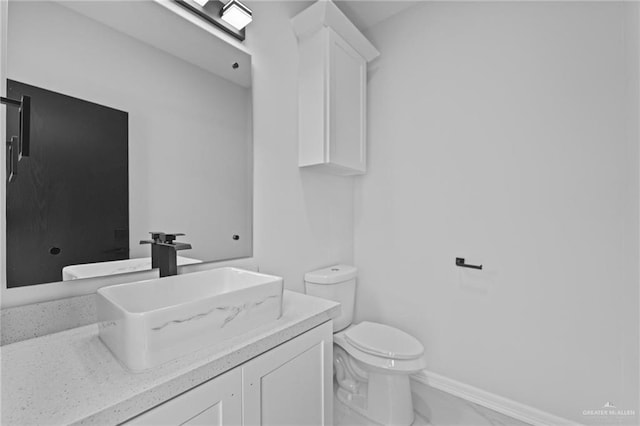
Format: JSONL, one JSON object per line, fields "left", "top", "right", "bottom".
{"left": 355, "top": 2, "right": 639, "bottom": 423}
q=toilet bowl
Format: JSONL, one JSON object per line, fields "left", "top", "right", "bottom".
{"left": 304, "top": 265, "right": 426, "bottom": 426}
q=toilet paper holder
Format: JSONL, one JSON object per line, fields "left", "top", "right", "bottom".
{"left": 455, "top": 257, "right": 483, "bottom": 270}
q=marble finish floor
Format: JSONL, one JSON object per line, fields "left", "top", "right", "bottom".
{"left": 334, "top": 379, "right": 532, "bottom": 426}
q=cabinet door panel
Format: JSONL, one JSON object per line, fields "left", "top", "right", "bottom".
{"left": 328, "top": 28, "right": 366, "bottom": 173}
{"left": 124, "top": 368, "right": 241, "bottom": 426}
{"left": 181, "top": 402, "right": 223, "bottom": 426}
{"left": 260, "top": 345, "right": 323, "bottom": 424}
{"left": 242, "top": 321, "right": 333, "bottom": 426}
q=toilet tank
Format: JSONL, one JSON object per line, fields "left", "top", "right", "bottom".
{"left": 304, "top": 265, "right": 357, "bottom": 332}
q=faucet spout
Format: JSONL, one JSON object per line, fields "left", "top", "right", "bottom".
{"left": 157, "top": 241, "right": 192, "bottom": 251}
{"left": 140, "top": 232, "right": 192, "bottom": 277}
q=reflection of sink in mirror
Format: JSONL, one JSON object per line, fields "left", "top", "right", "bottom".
{"left": 97, "top": 267, "right": 283, "bottom": 372}
{"left": 62, "top": 256, "right": 202, "bottom": 281}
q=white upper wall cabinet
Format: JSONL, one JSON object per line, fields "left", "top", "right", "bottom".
{"left": 292, "top": 0, "right": 380, "bottom": 175}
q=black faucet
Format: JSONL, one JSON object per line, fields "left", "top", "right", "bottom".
{"left": 140, "top": 232, "right": 192, "bottom": 277}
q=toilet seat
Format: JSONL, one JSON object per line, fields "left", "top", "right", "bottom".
{"left": 344, "top": 321, "right": 424, "bottom": 360}
{"left": 334, "top": 322, "right": 426, "bottom": 373}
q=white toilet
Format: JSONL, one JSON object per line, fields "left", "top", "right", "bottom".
{"left": 305, "top": 265, "right": 426, "bottom": 426}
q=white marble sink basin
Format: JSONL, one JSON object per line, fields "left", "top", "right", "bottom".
{"left": 97, "top": 267, "right": 283, "bottom": 371}
{"left": 62, "top": 256, "right": 202, "bottom": 281}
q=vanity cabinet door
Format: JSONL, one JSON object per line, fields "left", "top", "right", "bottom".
{"left": 124, "top": 368, "right": 241, "bottom": 426}
{"left": 242, "top": 321, "right": 334, "bottom": 426}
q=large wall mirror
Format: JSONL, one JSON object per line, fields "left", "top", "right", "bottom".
{"left": 3, "top": 0, "right": 252, "bottom": 290}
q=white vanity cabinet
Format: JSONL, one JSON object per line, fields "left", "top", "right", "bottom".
{"left": 242, "top": 320, "right": 333, "bottom": 425}
{"left": 125, "top": 368, "right": 242, "bottom": 426}
{"left": 124, "top": 321, "right": 333, "bottom": 426}
{"left": 293, "top": 0, "right": 380, "bottom": 176}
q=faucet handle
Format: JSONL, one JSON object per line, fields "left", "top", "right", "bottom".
{"left": 164, "top": 233, "right": 185, "bottom": 244}
{"left": 149, "top": 231, "right": 166, "bottom": 242}
{"left": 141, "top": 231, "right": 169, "bottom": 245}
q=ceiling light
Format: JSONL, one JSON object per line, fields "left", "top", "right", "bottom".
{"left": 221, "top": 0, "right": 252, "bottom": 31}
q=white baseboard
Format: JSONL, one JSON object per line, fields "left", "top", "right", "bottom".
{"left": 412, "top": 370, "right": 584, "bottom": 426}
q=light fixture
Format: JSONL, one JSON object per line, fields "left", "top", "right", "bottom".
{"left": 176, "top": 0, "right": 250, "bottom": 41}
{"left": 220, "top": 0, "right": 252, "bottom": 31}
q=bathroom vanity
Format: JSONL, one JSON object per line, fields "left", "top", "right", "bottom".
{"left": 0, "top": 291, "right": 339, "bottom": 425}
{"left": 127, "top": 321, "right": 331, "bottom": 425}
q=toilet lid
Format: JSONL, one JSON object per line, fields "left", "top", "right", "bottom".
{"left": 344, "top": 321, "right": 424, "bottom": 360}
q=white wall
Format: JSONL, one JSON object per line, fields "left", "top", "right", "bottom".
{"left": 6, "top": 1, "right": 251, "bottom": 268}
{"left": 354, "top": 2, "right": 639, "bottom": 424}
{"left": 245, "top": 1, "right": 355, "bottom": 292}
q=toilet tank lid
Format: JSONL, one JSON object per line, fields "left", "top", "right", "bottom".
{"left": 305, "top": 265, "right": 357, "bottom": 284}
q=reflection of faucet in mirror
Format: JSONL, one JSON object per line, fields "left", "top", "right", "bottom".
{"left": 140, "top": 232, "right": 192, "bottom": 278}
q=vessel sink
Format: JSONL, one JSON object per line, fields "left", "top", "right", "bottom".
{"left": 62, "top": 256, "right": 202, "bottom": 281}
{"left": 97, "top": 267, "right": 283, "bottom": 371}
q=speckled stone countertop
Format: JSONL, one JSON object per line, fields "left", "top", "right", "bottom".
{"left": 1, "top": 290, "right": 340, "bottom": 426}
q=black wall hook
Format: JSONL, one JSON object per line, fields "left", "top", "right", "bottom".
{"left": 2, "top": 94, "right": 31, "bottom": 182}
{"left": 6, "top": 136, "right": 18, "bottom": 182}
{"left": 455, "top": 257, "right": 483, "bottom": 270}
{"left": 1, "top": 95, "right": 31, "bottom": 158}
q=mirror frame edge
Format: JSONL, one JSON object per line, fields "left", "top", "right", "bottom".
{"left": 1, "top": 0, "right": 8, "bottom": 308}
